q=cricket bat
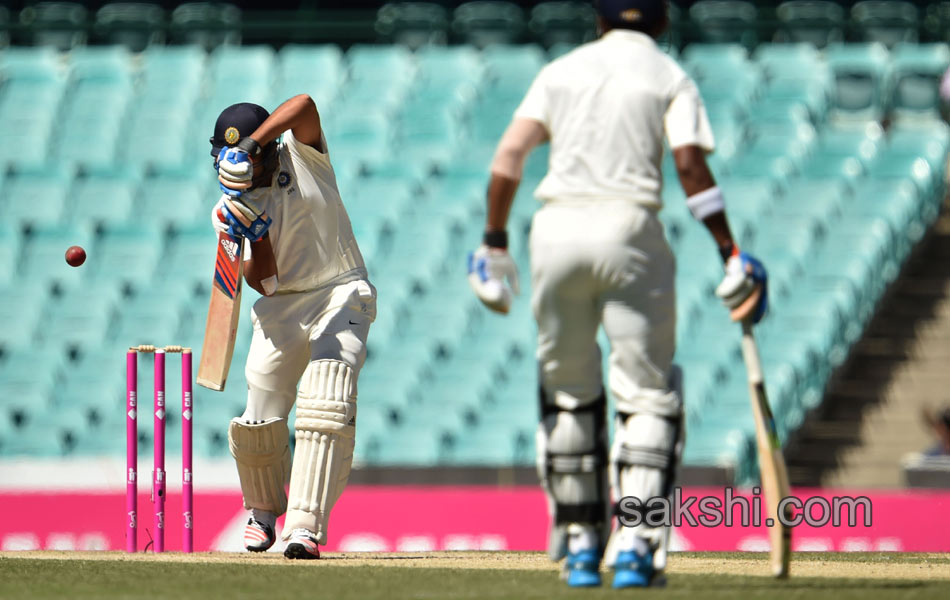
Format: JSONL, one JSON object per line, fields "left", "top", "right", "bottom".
{"left": 740, "top": 319, "right": 792, "bottom": 578}
{"left": 197, "top": 231, "right": 244, "bottom": 391}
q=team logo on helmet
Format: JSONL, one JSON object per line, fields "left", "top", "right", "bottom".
{"left": 224, "top": 127, "right": 240, "bottom": 144}
{"left": 277, "top": 171, "right": 291, "bottom": 188}
{"left": 621, "top": 8, "right": 642, "bottom": 22}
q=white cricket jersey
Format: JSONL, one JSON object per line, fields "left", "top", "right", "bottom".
{"left": 514, "top": 29, "right": 715, "bottom": 207}
{"left": 242, "top": 130, "right": 366, "bottom": 292}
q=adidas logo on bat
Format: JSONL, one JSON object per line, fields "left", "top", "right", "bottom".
{"left": 221, "top": 238, "right": 239, "bottom": 262}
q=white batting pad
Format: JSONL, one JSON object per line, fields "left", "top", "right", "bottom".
{"left": 228, "top": 417, "right": 291, "bottom": 514}
{"left": 605, "top": 412, "right": 684, "bottom": 570}
{"left": 282, "top": 360, "right": 356, "bottom": 544}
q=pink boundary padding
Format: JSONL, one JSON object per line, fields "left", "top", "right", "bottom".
{"left": 3, "top": 487, "right": 950, "bottom": 552}
{"left": 181, "top": 350, "right": 194, "bottom": 553}
{"left": 153, "top": 350, "right": 166, "bottom": 553}
{"left": 125, "top": 350, "right": 137, "bottom": 553}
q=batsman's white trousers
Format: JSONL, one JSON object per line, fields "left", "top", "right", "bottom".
{"left": 242, "top": 275, "right": 376, "bottom": 421}
{"left": 530, "top": 199, "right": 680, "bottom": 418}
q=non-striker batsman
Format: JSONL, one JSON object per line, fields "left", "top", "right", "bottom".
{"left": 209, "top": 95, "right": 376, "bottom": 559}
{"left": 467, "top": 0, "right": 768, "bottom": 587}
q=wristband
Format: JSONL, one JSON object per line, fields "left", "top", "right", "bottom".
{"left": 718, "top": 242, "right": 737, "bottom": 263}
{"left": 237, "top": 136, "right": 262, "bottom": 158}
{"left": 686, "top": 186, "right": 725, "bottom": 221}
{"left": 483, "top": 230, "right": 508, "bottom": 249}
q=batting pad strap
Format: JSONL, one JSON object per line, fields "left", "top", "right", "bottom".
{"left": 555, "top": 502, "right": 605, "bottom": 525}
{"left": 686, "top": 186, "right": 725, "bottom": 221}
{"left": 228, "top": 417, "right": 291, "bottom": 514}
{"left": 613, "top": 444, "right": 671, "bottom": 470}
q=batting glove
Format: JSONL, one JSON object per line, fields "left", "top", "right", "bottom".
{"left": 715, "top": 250, "right": 768, "bottom": 324}
{"left": 468, "top": 245, "right": 520, "bottom": 314}
{"left": 211, "top": 195, "right": 271, "bottom": 242}
{"left": 216, "top": 138, "right": 261, "bottom": 196}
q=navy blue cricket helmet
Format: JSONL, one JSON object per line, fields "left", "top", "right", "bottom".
{"left": 593, "top": 0, "right": 667, "bottom": 31}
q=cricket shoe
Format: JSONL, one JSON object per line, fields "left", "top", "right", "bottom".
{"left": 283, "top": 528, "right": 320, "bottom": 560}
{"left": 612, "top": 549, "right": 655, "bottom": 588}
{"left": 244, "top": 518, "right": 276, "bottom": 553}
{"left": 563, "top": 549, "right": 602, "bottom": 587}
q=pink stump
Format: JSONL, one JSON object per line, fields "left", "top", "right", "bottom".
{"left": 181, "top": 350, "right": 194, "bottom": 553}
{"left": 153, "top": 350, "right": 166, "bottom": 553}
{"left": 125, "top": 350, "right": 137, "bottom": 553}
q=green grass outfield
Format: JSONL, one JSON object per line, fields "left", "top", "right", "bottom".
{"left": 1, "top": 551, "right": 948, "bottom": 599}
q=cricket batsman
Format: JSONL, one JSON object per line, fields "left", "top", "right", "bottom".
{"left": 467, "top": 0, "right": 768, "bottom": 587}
{"left": 210, "top": 96, "right": 376, "bottom": 559}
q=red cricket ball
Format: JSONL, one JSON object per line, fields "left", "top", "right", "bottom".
{"left": 65, "top": 245, "right": 86, "bottom": 267}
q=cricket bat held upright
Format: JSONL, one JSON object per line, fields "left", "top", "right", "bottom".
{"left": 740, "top": 319, "right": 792, "bottom": 578}
{"left": 197, "top": 231, "right": 244, "bottom": 391}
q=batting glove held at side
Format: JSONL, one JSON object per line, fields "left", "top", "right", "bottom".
{"left": 715, "top": 251, "right": 768, "bottom": 324}
{"left": 216, "top": 146, "right": 254, "bottom": 196}
{"left": 467, "top": 245, "right": 520, "bottom": 314}
{"left": 211, "top": 195, "right": 271, "bottom": 242}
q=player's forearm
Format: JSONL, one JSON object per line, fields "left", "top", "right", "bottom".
{"left": 248, "top": 94, "right": 321, "bottom": 147}
{"left": 244, "top": 234, "right": 279, "bottom": 296}
{"left": 486, "top": 174, "right": 519, "bottom": 237}
{"left": 673, "top": 145, "right": 737, "bottom": 260}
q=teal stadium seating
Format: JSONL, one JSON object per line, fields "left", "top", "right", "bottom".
{"left": 0, "top": 32, "right": 948, "bottom": 485}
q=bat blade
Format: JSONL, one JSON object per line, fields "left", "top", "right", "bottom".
{"left": 197, "top": 232, "right": 244, "bottom": 391}
{"left": 740, "top": 320, "right": 792, "bottom": 578}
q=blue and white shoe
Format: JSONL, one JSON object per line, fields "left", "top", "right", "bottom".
{"left": 565, "top": 548, "right": 602, "bottom": 587}
{"left": 612, "top": 549, "right": 655, "bottom": 588}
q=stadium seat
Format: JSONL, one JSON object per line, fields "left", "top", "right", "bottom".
{"left": 775, "top": 1, "right": 846, "bottom": 47}
{"left": 208, "top": 45, "right": 275, "bottom": 89}
{"left": 754, "top": 42, "right": 825, "bottom": 78}
{"left": 452, "top": 1, "right": 526, "bottom": 48}
{"left": 682, "top": 43, "right": 750, "bottom": 75}
{"left": 139, "top": 46, "right": 206, "bottom": 111}
{"left": 68, "top": 46, "right": 133, "bottom": 84}
{"left": 0, "top": 282, "right": 48, "bottom": 352}
{"left": 528, "top": 1, "right": 597, "bottom": 48}
{"left": 347, "top": 44, "right": 415, "bottom": 86}
{"left": 18, "top": 2, "right": 88, "bottom": 50}
{"left": 375, "top": 2, "right": 449, "bottom": 49}
{"left": 324, "top": 113, "right": 392, "bottom": 164}
{"left": 481, "top": 44, "right": 545, "bottom": 97}
{"left": 0, "top": 230, "right": 16, "bottom": 287}
{"left": 0, "top": 46, "right": 63, "bottom": 82}
{"left": 86, "top": 223, "right": 164, "bottom": 290}
{"left": 1, "top": 166, "right": 74, "bottom": 228}
{"left": 122, "top": 105, "right": 193, "bottom": 170}
{"left": 163, "top": 223, "right": 217, "bottom": 287}
{"left": 38, "top": 286, "right": 120, "bottom": 349}
{"left": 276, "top": 44, "right": 344, "bottom": 109}
{"left": 0, "top": 346, "right": 68, "bottom": 404}
{"left": 815, "top": 123, "right": 884, "bottom": 165}
{"left": 889, "top": 43, "right": 950, "bottom": 124}
{"left": 93, "top": 2, "right": 166, "bottom": 51}
{"left": 415, "top": 45, "right": 484, "bottom": 87}
{"left": 688, "top": 1, "right": 758, "bottom": 49}
{"left": 851, "top": 1, "right": 919, "bottom": 48}
{"left": 825, "top": 43, "right": 893, "bottom": 123}
{"left": 169, "top": 2, "right": 241, "bottom": 50}
{"left": 137, "top": 174, "right": 209, "bottom": 232}
{"left": 70, "top": 168, "right": 141, "bottom": 228}
{"left": 110, "top": 302, "right": 184, "bottom": 348}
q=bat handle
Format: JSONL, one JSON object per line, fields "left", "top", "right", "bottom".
{"left": 739, "top": 319, "right": 764, "bottom": 385}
